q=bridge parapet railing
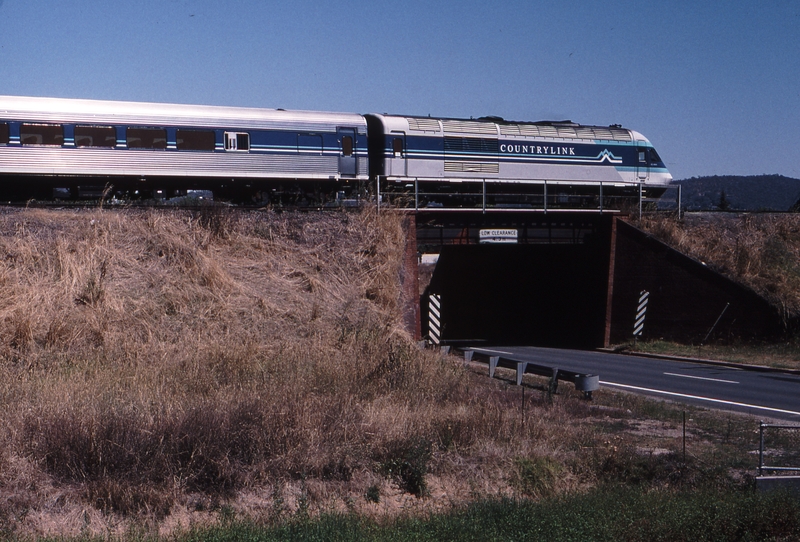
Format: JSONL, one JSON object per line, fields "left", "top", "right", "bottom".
{"left": 758, "top": 422, "right": 800, "bottom": 476}
{"left": 377, "top": 177, "right": 665, "bottom": 214}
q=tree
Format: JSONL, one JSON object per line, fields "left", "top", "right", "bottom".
{"left": 718, "top": 189, "right": 731, "bottom": 211}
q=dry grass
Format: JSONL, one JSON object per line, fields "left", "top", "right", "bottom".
{"left": 0, "top": 206, "right": 776, "bottom": 539}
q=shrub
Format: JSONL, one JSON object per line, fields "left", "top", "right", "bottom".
{"left": 377, "top": 437, "right": 432, "bottom": 497}
{"left": 365, "top": 484, "right": 381, "bottom": 504}
{"left": 510, "top": 456, "right": 563, "bottom": 499}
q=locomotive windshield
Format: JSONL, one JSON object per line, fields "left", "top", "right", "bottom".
{"left": 649, "top": 148, "right": 662, "bottom": 164}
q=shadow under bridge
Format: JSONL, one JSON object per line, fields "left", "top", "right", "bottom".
{"left": 420, "top": 213, "right": 614, "bottom": 349}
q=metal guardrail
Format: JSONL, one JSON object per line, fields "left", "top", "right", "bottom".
{"left": 759, "top": 422, "right": 800, "bottom": 476}
{"left": 457, "top": 348, "right": 599, "bottom": 399}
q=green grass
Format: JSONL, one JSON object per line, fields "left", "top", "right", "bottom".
{"left": 29, "top": 489, "right": 798, "bottom": 541}
{"left": 617, "top": 339, "right": 800, "bottom": 370}
{"left": 46, "top": 488, "right": 795, "bottom": 542}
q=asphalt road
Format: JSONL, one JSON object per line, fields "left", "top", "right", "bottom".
{"left": 468, "top": 346, "right": 800, "bottom": 422}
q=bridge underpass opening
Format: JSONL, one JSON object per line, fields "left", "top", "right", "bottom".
{"left": 425, "top": 239, "right": 611, "bottom": 348}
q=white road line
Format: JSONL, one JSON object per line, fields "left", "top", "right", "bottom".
{"left": 601, "top": 381, "right": 800, "bottom": 417}
{"left": 663, "top": 372, "right": 739, "bottom": 384}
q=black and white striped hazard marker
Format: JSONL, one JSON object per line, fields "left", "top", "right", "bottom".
{"left": 429, "top": 293, "right": 441, "bottom": 345}
{"left": 634, "top": 290, "right": 649, "bottom": 337}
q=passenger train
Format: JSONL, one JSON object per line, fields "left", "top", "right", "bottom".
{"left": 0, "top": 95, "right": 671, "bottom": 206}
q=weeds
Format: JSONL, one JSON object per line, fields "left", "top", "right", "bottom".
{"left": 377, "top": 437, "right": 432, "bottom": 497}
{"left": 74, "top": 259, "right": 107, "bottom": 306}
{"left": 509, "top": 456, "right": 562, "bottom": 499}
{"left": 192, "top": 202, "right": 234, "bottom": 239}
{"left": 364, "top": 484, "right": 380, "bottom": 504}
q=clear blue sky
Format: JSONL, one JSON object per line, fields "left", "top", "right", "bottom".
{"left": 0, "top": 0, "right": 798, "bottom": 180}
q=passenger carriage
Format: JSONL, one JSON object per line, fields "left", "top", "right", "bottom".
{"left": 0, "top": 95, "right": 368, "bottom": 201}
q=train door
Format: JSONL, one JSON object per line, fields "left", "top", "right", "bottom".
{"left": 337, "top": 128, "right": 356, "bottom": 176}
{"left": 636, "top": 145, "right": 650, "bottom": 183}
{"left": 388, "top": 132, "right": 407, "bottom": 177}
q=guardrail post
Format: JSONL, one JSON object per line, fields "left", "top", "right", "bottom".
{"left": 464, "top": 350, "right": 474, "bottom": 362}
{"left": 574, "top": 374, "right": 600, "bottom": 400}
{"left": 489, "top": 356, "right": 499, "bottom": 378}
{"left": 547, "top": 367, "right": 559, "bottom": 402}
{"left": 759, "top": 421, "right": 765, "bottom": 476}
{"left": 516, "top": 362, "right": 528, "bottom": 386}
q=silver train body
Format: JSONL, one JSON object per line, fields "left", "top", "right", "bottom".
{"left": 0, "top": 95, "right": 368, "bottom": 199}
{"left": 0, "top": 95, "right": 671, "bottom": 203}
{"left": 365, "top": 114, "right": 672, "bottom": 201}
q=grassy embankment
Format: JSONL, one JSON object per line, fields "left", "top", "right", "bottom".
{"left": 0, "top": 207, "right": 797, "bottom": 540}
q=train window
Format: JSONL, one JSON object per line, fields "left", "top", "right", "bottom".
{"left": 177, "top": 130, "right": 215, "bottom": 151}
{"left": 0, "top": 123, "right": 8, "bottom": 145}
{"left": 298, "top": 134, "right": 323, "bottom": 154}
{"left": 341, "top": 135, "right": 353, "bottom": 157}
{"left": 392, "top": 137, "right": 403, "bottom": 157}
{"left": 224, "top": 132, "right": 250, "bottom": 151}
{"left": 127, "top": 128, "right": 167, "bottom": 149}
{"left": 75, "top": 126, "right": 116, "bottom": 148}
{"left": 638, "top": 150, "right": 647, "bottom": 163}
{"left": 20, "top": 123, "right": 64, "bottom": 146}
{"left": 649, "top": 148, "right": 662, "bottom": 164}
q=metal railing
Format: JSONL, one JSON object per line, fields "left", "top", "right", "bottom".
{"left": 377, "top": 177, "right": 670, "bottom": 216}
{"left": 758, "top": 422, "right": 800, "bottom": 475}
{"left": 458, "top": 348, "right": 600, "bottom": 400}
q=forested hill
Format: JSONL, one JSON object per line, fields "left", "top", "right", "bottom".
{"left": 672, "top": 175, "right": 800, "bottom": 211}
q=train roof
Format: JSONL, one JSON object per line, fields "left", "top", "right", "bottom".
{"left": 370, "top": 113, "right": 637, "bottom": 142}
{"left": 0, "top": 95, "right": 367, "bottom": 132}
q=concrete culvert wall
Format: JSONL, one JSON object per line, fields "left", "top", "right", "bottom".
{"left": 607, "top": 218, "right": 784, "bottom": 345}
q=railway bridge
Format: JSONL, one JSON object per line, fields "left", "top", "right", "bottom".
{"left": 398, "top": 209, "right": 782, "bottom": 349}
